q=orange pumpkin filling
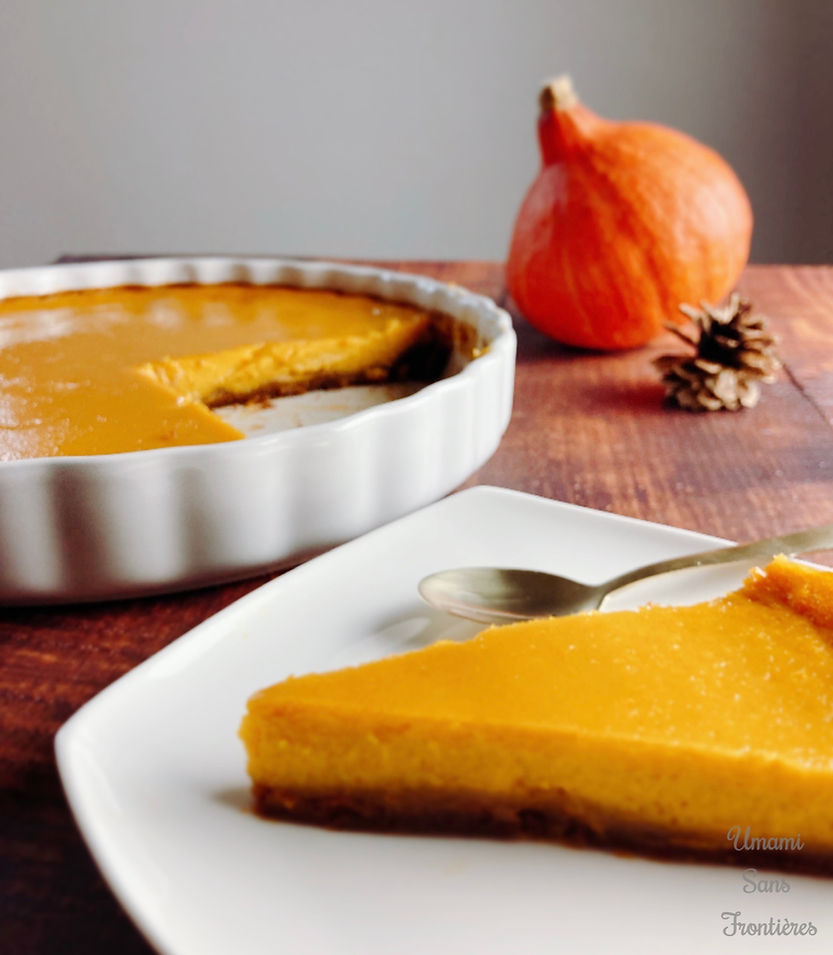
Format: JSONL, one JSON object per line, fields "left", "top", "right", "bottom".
{"left": 0, "top": 284, "right": 451, "bottom": 460}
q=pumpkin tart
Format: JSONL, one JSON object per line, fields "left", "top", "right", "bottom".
{"left": 240, "top": 557, "right": 833, "bottom": 872}
{"left": 0, "top": 284, "right": 454, "bottom": 460}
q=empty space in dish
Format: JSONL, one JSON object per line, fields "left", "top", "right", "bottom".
{"left": 214, "top": 383, "right": 426, "bottom": 435}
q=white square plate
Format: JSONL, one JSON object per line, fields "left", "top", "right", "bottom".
{"left": 56, "top": 487, "right": 830, "bottom": 954}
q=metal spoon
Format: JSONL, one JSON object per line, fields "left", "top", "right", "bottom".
{"left": 418, "top": 523, "right": 833, "bottom": 625}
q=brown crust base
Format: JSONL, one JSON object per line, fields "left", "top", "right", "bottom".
{"left": 252, "top": 785, "right": 833, "bottom": 877}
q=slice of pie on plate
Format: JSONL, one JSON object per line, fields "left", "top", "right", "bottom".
{"left": 240, "top": 556, "right": 833, "bottom": 873}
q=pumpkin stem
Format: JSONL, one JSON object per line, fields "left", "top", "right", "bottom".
{"left": 537, "top": 75, "right": 584, "bottom": 165}
{"left": 539, "top": 76, "right": 577, "bottom": 114}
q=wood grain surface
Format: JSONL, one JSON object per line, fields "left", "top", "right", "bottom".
{"left": 3, "top": 260, "right": 833, "bottom": 953}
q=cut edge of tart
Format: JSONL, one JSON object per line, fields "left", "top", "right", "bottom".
{"left": 136, "top": 313, "right": 461, "bottom": 408}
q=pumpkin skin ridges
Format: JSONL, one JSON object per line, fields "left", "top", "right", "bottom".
{"left": 506, "top": 79, "right": 753, "bottom": 350}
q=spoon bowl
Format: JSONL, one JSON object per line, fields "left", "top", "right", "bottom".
{"left": 418, "top": 568, "right": 605, "bottom": 624}
{"left": 419, "top": 522, "right": 833, "bottom": 625}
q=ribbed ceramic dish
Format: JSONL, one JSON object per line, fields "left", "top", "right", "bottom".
{"left": 0, "top": 257, "right": 515, "bottom": 602}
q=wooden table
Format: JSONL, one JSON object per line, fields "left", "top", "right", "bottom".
{"left": 3, "top": 261, "right": 833, "bottom": 953}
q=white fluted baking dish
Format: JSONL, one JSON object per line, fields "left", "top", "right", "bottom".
{"left": 0, "top": 257, "right": 515, "bottom": 603}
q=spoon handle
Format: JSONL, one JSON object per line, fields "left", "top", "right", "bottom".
{"left": 602, "top": 523, "right": 833, "bottom": 598}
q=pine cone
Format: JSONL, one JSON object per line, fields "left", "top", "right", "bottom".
{"left": 654, "top": 294, "right": 781, "bottom": 411}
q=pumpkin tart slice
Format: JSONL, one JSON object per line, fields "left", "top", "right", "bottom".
{"left": 240, "top": 556, "right": 833, "bottom": 872}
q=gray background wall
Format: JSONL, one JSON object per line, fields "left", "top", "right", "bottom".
{"left": 1, "top": 0, "right": 830, "bottom": 269}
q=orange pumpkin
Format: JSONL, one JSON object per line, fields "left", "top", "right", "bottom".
{"left": 506, "top": 77, "right": 753, "bottom": 350}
